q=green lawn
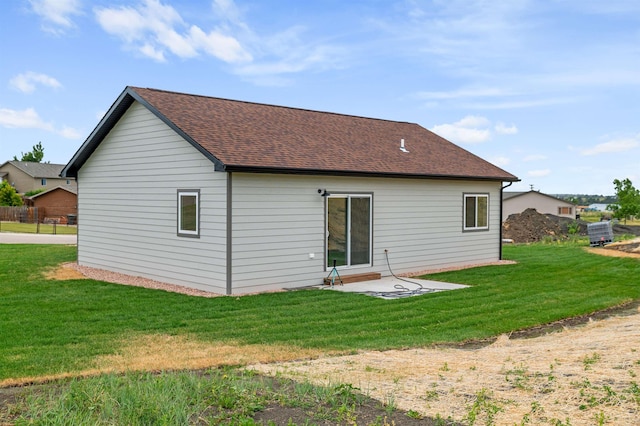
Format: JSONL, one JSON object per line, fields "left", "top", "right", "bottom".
{"left": 1, "top": 242, "right": 639, "bottom": 383}
{"left": 0, "top": 221, "right": 77, "bottom": 234}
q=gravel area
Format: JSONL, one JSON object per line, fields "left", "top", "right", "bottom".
{"left": 57, "top": 260, "right": 516, "bottom": 297}
{"left": 60, "top": 262, "right": 221, "bottom": 297}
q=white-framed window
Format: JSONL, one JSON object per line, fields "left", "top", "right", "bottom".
{"left": 41, "top": 178, "right": 47, "bottom": 186}
{"left": 326, "top": 194, "right": 372, "bottom": 269}
{"left": 177, "top": 190, "right": 200, "bottom": 237}
{"left": 463, "top": 193, "right": 489, "bottom": 231}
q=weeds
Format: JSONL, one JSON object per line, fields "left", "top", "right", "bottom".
{"left": 583, "top": 353, "right": 601, "bottom": 370}
{"left": 5, "top": 370, "right": 411, "bottom": 425}
{"left": 463, "top": 388, "right": 504, "bottom": 425}
{"left": 504, "top": 364, "right": 531, "bottom": 391}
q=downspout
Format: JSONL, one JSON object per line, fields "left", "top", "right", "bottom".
{"left": 500, "top": 181, "right": 514, "bottom": 260}
{"left": 226, "top": 172, "right": 233, "bottom": 295}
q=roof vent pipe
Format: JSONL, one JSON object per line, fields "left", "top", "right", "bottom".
{"left": 400, "top": 138, "right": 409, "bottom": 153}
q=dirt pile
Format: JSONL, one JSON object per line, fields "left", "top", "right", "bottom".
{"left": 502, "top": 208, "right": 578, "bottom": 243}
{"left": 503, "top": 208, "right": 640, "bottom": 244}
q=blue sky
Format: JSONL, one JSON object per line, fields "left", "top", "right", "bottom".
{"left": 1, "top": 0, "right": 639, "bottom": 195}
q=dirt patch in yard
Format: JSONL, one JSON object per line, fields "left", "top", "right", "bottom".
{"left": 585, "top": 237, "right": 640, "bottom": 259}
{"left": 250, "top": 304, "right": 640, "bottom": 424}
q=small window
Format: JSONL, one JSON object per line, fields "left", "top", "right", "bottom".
{"left": 558, "top": 206, "right": 572, "bottom": 215}
{"left": 41, "top": 178, "right": 47, "bottom": 186}
{"left": 178, "top": 190, "right": 200, "bottom": 237}
{"left": 464, "top": 193, "right": 489, "bottom": 231}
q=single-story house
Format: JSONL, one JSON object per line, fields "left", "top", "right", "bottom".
{"left": 62, "top": 86, "right": 519, "bottom": 295}
{"left": 0, "top": 161, "right": 76, "bottom": 194}
{"left": 503, "top": 191, "right": 576, "bottom": 222}
{"left": 28, "top": 186, "right": 78, "bottom": 223}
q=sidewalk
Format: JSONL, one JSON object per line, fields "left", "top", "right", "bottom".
{"left": 0, "top": 233, "right": 77, "bottom": 245}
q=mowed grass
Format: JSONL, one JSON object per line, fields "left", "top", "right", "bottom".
{"left": 1, "top": 242, "right": 639, "bottom": 383}
{"left": 0, "top": 221, "right": 77, "bottom": 234}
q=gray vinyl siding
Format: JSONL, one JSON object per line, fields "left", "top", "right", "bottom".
{"left": 77, "top": 102, "right": 227, "bottom": 293}
{"left": 230, "top": 173, "right": 502, "bottom": 294}
{"left": 76, "top": 101, "right": 503, "bottom": 295}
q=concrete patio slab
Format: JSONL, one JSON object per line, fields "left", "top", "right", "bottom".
{"left": 316, "top": 275, "right": 468, "bottom": 299}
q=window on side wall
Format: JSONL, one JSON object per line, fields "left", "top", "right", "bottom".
{"left": 178, "top": 190, "right": 200, "bottom": 237}
{"left": 463, "top": 193, "right": 489, "bottom": 231}
{"left": 41, "top": 178, "right": 47, "bottom": 186}
{"left": 558, "top": 206, "right": 572, "bottom": 215}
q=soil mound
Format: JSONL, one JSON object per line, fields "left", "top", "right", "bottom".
{"left": 503, "top": 208, "right": 575, "bottom": 243}
{"left": 502, "top": 208, "right": 640, "bottom": 244}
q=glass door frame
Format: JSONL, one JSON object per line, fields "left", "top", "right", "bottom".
{"left": 325, "top": 192, "right": 373, "bottom": 270}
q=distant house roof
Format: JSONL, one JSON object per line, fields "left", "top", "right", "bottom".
{"left": 28, "top": 185, "right": 78, "bottom": 199}
{"left": 2, "top": 161, "right": 68, "bottom": 179}
{"left": 62, "top": 86, "right": 519, "bottom": 182}
{"left": 503, "top": 190, "right": 575, "bottom": 205}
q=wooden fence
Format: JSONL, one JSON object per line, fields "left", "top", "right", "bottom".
{"left": 0, "top": 206, "right": 41, "bottom": 223}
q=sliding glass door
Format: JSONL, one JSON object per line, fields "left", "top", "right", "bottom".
{"left": 327, "top": 194, "right": 371, "bottom": 268}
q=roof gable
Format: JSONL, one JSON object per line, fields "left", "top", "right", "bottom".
{"left": 504, "top": 190, "right": 575, "bottom": 205}
{"left": 29, "top": 185, "right": 77, "bottom": 199}
{"left": 63, "top": 86, "right": 519, "bottom": 182}
{"left": 3, "top": 161, "right": 67, "bottom": 178}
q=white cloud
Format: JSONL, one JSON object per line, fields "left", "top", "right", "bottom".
{"left": 431, "top": 123, "right": 490, "bottom": 144}
{"left": 94, "top": 0, "right": 251, "bottom": 63}
{"left": 430, "top": 115, "right": 492, "bottom": 144}
{"left": 29, "top": 0, "right": 82, "bottom": 33}
{"left": 528, "top": 169, "right": 551, "bottom": 177}
{"left": 495, "top": 122, "right": 518, "bottom": 135}
{"left": 580, "top": 136, "right": 640, "bottom": 156}
{"left": 188, "top": 26, "right": 251, "bottom": 63}
{"left": 9, "top": 72, "right": 61, "bottom": 94}
{"left": 58, "top": 126, "right": 83, "bottom": 139}
{"left": 431, "top": 114, "right": 521, "bottom": 144}
{"left": 523, "top": 154, "right": 547, "bottom": 162}
{"left": 0, "top": 107, "right": 81, "bottom": 139}
{"left": 0, "top": 107, "right": 54, "bottom": 131}
{"left": 455, "top": 115, "right": 490, "bottom": 128}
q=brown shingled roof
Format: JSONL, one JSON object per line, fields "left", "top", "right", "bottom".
{"left": 63, "top": 86, "right": 519, "bottom": 181}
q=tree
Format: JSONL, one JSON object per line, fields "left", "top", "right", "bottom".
{"left": 0, "top": 181, "right": 23, "bottom": 206}
{"left": 607, "top": 178, "right": 640, "bottom": 224}
{"left": 13, "top": 142, "right": 45, "bottom": 162}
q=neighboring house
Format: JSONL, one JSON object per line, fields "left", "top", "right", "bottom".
{"left": 62, "top": 86, "right": 519, "bottom": 295}
{"left": 503, "top": 191, "right": 576, "bottom": 222}
{"left": 28, "top": 186, "right": 78, "bottom": 223}
{"left": 0, "top": 161, "right": 76, "bottom": 194}
{"left": 587, "top": 203, "right": 611, "bottom": 212}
